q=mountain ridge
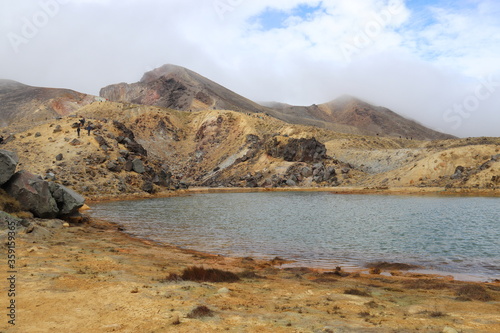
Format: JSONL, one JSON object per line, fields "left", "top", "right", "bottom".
{"left": 1, "top": 65, "right": 455, "bottom": 140}
{"left": 0, "top": 80, "right": 96, "bottom": 128}
{"left": 100, "top": 64, "right": 455, "bottom": 140}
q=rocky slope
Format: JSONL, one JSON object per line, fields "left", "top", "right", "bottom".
{"left": 0, "top": 80, "right": 96, "bottom": 129}
{"left": 268, "top": 95, "right": 455, "bottom": 140}
{"left": 100, "top": 65, "right": 454, "bottom": 140}
{"left": 100, "top": 64, "right": 269, "bottom": 114}
{"left": 1, "top": 99, "right": 498, "bottom": 199}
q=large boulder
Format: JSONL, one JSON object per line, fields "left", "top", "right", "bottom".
{"left": 0, "top": 150, "right": 19, "bottom": 185}
{"left": 49, "top": 182, "right": 85, "bottom": 216}
{"left": 4, "top": 171, "right": 59, "bottom": 218}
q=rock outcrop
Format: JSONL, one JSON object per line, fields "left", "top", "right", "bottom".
{"left": 0, "top": 150, "right": 85, "bottom": 219}
{"left": 48, "top": 182, "right": 85, "bottom": 216}
{"left": 4, "top": 171, "right": 59, "bottom": 218}
{"left": 0, "top": 150, "right": 19, "bottom": 185}
{"left": 265, "top": 137, "right": 327, "bottom": 162}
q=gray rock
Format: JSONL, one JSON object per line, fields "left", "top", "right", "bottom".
{"left": 124, "top": 161, "right": 133, "bottom": 172}
{"left": 35, "top": 132, "right": 42, "bottom": 138}
{"left": 142, "top": 181, "right": 154, "bottom": 193}
{"left": 69, "top": 139, "right": 82, "bottom": 146}
{"left": 107, "top": 161, "right": 122, "bottom": 172}
{"left": 48, "top": 182, "right": 85, "bottom": 216}
{"left": 132, "top": 159, "right": 145, "bottom": 174}
{"left": 0, "top": 211, "right": 23, "bottom": 230}
{"left": 38, "top": 219, "right": 65, "bottom": 229}
{"left": 0, "top": 149, "right": 19, "bottom": 185}
{"left": 286, "top": 179, "right": 297, "bottom": 187}
{"left": 55, "top": 153, "right": 64, "bottom": 161}
{"left": 94, "top": 135, "right": 109, "bottom": 148}
{"left": 19, "top": 223, "right": 53, "bottom": 239}
{"left": 322, "top": 166, "right": 336, "bottom": 181}
{"left": 4, "top": 171, "right": 59, "bottom": 218}
{"left": 45, "top": 172, "right": 56, "bottom": 181}
{"left": 492, "top": 154, "right": 500, "bottom": 162}
{"left": 301, "top": 166, "right": 313, "bottom": 177}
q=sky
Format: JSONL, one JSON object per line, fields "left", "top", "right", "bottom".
{"left": 1, "top": 0, "right": 499, "bottom": 138}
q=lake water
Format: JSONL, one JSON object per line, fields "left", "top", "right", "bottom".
{"left": 89, "top": 192, "right": 500, "bottom": 281}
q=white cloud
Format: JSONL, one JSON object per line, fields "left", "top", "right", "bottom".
{"left": 0, "top": 0, "right": 499, "bottom": 137}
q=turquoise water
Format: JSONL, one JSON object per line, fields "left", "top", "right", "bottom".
{"left": 89, "top": 192, "right": 500, "bottom": 281}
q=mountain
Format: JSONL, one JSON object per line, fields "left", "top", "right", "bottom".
{"left": 100, "top": 64, "right": 269, "bottom": 114}
{"left": 0, "top": 73, "right": 496, "bottom": 196}
{"left": 0, "top": 80, "right": 95, "bottom": 128}
{"left": 269, "top": 95, "right": 453, "bottom": 140}
{"left": 100, "top": 65, "right": 454, "bottom": 140}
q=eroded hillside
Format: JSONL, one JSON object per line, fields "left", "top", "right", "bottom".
{"left": 0, "top": 80, "right": 96, "bottom": 128}
{"left": 1, "top": 101, "right": 498, "bottom": 199}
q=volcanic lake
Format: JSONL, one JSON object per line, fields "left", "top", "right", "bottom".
{"left": 89, "top": 191, "right": 500, "bottom": 281}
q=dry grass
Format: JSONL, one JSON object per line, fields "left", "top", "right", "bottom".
{"left": 366, "top": 261, "right": 420, "bottom": 271}
{"left": 455, "top": 284, "right": 492, "bottom": 302}
{"left": 157, "top": 273, "right": 182, "bottom": 283}
{"left": 0, "top": 189, "right": 21, "bottom": 213}
{"left": 187, "top": 305, "right": 215, "bottom": 319}
{"left": 237, "top": 270, "right": 265, "bottom": 279}
{"left": 181, "top": 266, "right": 240, "bottom": 283}
{"left": 420, "top": 310, "right": 447, "bottom": 318}
{"left": 402, "top": 279, "right": 450, "bottom": 290}
{"left": 344, "top": 288, "right": 371, "bottom": 297}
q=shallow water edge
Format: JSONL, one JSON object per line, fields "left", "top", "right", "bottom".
{"left": 86, "top": 186, "right": 500, "bottom": 283}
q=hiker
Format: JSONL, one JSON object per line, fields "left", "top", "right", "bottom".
{"left": 85, "top": 124, "right": 92, "bottom": 136}
{"left": 0, "top": 136, "right": 4, "bottom": 144}
{"left": 76, "top": 126, "right": 81, "bottom": 137}
{"left": 80, "top": 118, "right": 85, "bottom": 127}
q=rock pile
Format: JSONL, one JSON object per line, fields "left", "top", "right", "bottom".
{"left": 265, "top": 137, "right": 327, "bottom": 162}
{"left": 201, "top": 135, "right": 352, "bottom": 188}
{"left": 0, "top": 149, "right": 84, "bottom": 219}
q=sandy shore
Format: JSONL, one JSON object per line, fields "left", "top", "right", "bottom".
{"left": 2, "top": 187, "right": 499, "bottom": 332}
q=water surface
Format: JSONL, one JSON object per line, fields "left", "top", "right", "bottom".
{"left": 89, "top": 192, "right": 500, "bottom": 281}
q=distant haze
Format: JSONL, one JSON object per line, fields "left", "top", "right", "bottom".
{"left": 1, "top": 0, "right": 499, "bottom": 138}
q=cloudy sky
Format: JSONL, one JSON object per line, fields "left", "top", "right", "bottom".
{"left": 1, "top": 0, "right": 499, "bottom": 137}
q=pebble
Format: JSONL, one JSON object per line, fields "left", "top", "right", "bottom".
{"left": 443, "top": 327, "right": 458, "bottom": 333}
{"left": 407, "top": 305, "right": 427, "bottom": 315}
{"left": 217, "top": 287, "right": 230, "bottom": 294}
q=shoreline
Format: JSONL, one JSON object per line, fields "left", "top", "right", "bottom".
{"left": 97, "top": 222, "right": 499, "bottom": 284}
{"left": 7, "top": 210, "right": 500, "bottom": 332}
{"left": 85, "top": 186, "right": 500, "bottom": 284}
{"left": 86, "top": 185, "right": 500, "bottom": 203}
